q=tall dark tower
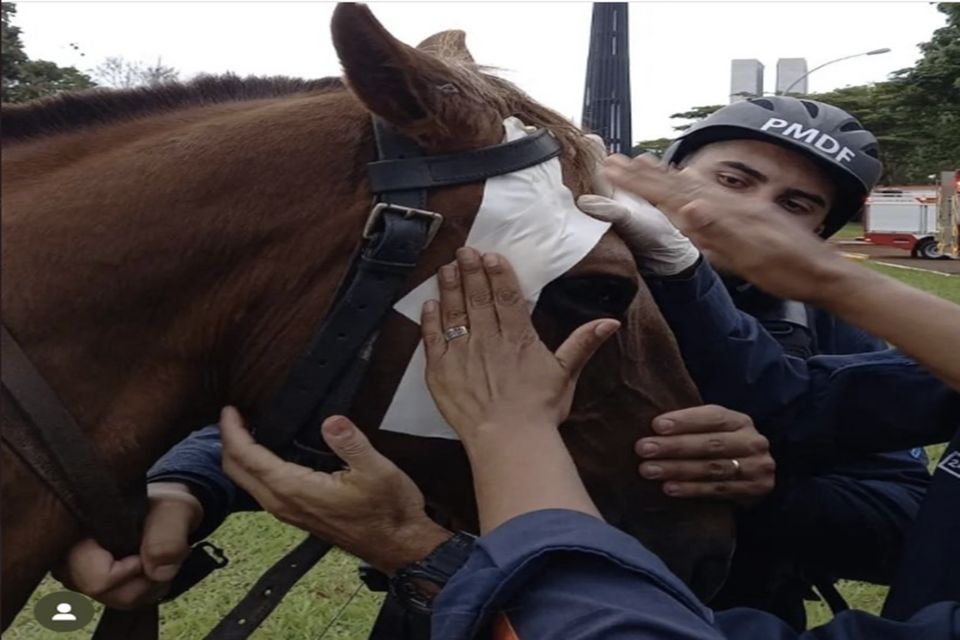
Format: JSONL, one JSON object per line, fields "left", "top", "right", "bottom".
{"left": 581, "top": 3, "right": 632, "bottom": 155}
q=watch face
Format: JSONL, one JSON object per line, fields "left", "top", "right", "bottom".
{"left": 394, "top": 575, "right": 443, "bottom": 614}
{"left": 390, "top": 532, "right": 477, "bottom": 615}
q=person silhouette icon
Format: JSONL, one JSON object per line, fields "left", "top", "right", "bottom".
{"left": 51, "top": 603, "right": 77, "bottom": 621}
{"left": 35, "top": 590, "right": 94, "bottom": 630}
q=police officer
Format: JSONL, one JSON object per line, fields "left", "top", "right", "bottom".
{"left": 576, "top": 96, "right": 931, "bottom": 628}
{"left": 55, "top": 99, "right": 935, "bottom": 632}
{"left": 216, "top": 235, "right": 958, "bottom": 639}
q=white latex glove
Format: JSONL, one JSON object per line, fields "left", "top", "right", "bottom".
{"left": 577, "top": 191, "right": 701, "bottom": 276}
{"left": 584, "top": 134, "right": 615, "bottom": 198}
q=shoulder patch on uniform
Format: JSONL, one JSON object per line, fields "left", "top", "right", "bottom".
{"left": 937, "top": 451, "right": 960, "bottom": 479}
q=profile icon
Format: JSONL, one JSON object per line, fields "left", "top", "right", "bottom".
{"left": 34, "top": 591, "right": 94, "bottom": 631}
{"left": 51, "top": 602, "right": 77, "bottom": 621}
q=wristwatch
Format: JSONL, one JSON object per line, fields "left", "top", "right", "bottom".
{"left": 389, "top": 531, "right": 477, "bottom": 614}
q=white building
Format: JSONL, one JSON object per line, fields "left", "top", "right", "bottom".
{"left": 777, "top": 58, "right": 809, "bottom": 95}
{"left": 730, "top": 59, "right": 764, "bottom": 103}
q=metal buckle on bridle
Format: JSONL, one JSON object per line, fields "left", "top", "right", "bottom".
{"left": 363, "top": 202, "right": 444, "bottom": 247}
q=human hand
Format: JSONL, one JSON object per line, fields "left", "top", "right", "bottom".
{"left": 52, "top": 482, "right": 203, "bottom": 609}
{"left": 421, "top": 247, "right": 620, "bottom": 443}
{"left": 636, "top": 405, "right": 775, "bottom": 506}
{"left": 602, "top": 154, "right": 846, "bottom": 302}
{"left": 577, "top": 193, "right": 700, "bottom": 276}
{"left": 220, "top": 407, "right": 451, "bottom": 574}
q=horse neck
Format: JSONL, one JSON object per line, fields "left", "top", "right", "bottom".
{"left": 0, "top": 95, "right": 372, "bottom": 608}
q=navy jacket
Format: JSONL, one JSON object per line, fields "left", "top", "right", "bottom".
{"left": 643, "top": 261, "right": 959, "bottom": 618}
{"left": 147, "top": 261, "right": 958, "bottom": 620}
{"left": 644, "top": 262, "right": 930, "bottom": 622}
{"left": 643, "top": 262, "right": 957, "bottom": 452}
{"left": 432, "top": 509, "right": 960, "bottom": 639}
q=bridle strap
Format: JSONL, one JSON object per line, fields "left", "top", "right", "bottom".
{"left": 204, "top": 117, "right": 448, "bottom": 640}
{"left": 252, "top": 198, "right": 435, "bottom": 463}
{"left": 1, "top": 324, "right": 145, "bottom": 557}
{"left": 1, "top": 114, "right": 567, "bottom": 640}
{"left": 367, "top": 126, "right": 562, "bottom": 193}
{"left": 213, "top": 118, "right": 565, "bottom": 639}
{"left": 1, "top": 323, "right": 158, "bottom": 639}
{"left": 254, "top": 118, "right": 563, "bottom": 467}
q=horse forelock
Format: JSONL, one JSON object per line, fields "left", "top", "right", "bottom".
{"left": 418, "top": 61, "right": 599, "bottom": 194}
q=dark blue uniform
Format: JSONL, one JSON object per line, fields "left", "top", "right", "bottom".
{"left": 643, "top": 262, "right": 930, "bottom": 627}
{"left": 432, "top": 509, "right": 960, "bottom": 639}
{"left": 147, "top": 261, "right": 958, "bottom": 635}
{"left": 431, "top": 349, "right": 960, "bottom": 637}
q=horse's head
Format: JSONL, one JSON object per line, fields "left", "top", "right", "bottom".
{"left": 328, "top": 3, "right": 735, "bottom": 599}
{"left": 0, "top": 4, "right": 732, "bottom": 616}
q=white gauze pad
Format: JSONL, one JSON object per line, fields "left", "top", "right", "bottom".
{"left": 379, "top": 117, "right": 611, "bottom": 440}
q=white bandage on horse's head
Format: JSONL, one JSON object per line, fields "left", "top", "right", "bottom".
{"left": 380, "top": 117, "right": 611, "bottom": 440}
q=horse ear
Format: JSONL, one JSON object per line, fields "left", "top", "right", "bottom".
{"left": 416, "top": 30, "right": 475, "bottom": 63}
{"left": 331, "top": 3, "right": 493, "bottom": 139}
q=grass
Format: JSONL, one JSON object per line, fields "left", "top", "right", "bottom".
{"left": 7, "top": 263, "right": 957, "bottom": 639}
{"left": 7, "top": 515, "right": 385, "bottom": 640}
{"left": 833, "top": 222, "right": 864, "bottom": 241}
{"left": 863, "top": 261, "right": 960, "bottom": 305}
{"left": 805, "top": 442, "right": 947, "bottom": 627}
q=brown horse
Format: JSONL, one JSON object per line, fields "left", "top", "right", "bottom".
{"left": 0, "top": 3, "right": 733, "bottom": 628}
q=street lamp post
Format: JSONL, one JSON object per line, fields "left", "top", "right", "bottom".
{"left": 781, "top": 48, "right": 891, "bottom": 95}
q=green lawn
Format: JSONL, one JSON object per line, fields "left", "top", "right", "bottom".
{"left": 7, "top": 516, "right": 385, "bottom": 640}
{"left": 833, "top": 222, "right": 864, "bottom": 241}
{"left": 864, "top": 261, "right": 960, "bottom": 305}
{"left": 8, "top": 265, "right": 957, "bottom": 639}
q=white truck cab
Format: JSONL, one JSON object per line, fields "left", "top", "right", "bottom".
{"left": 864, "top": 189, "right": 942, "bottom": 258}
{"left": 864, "top": 172, "right": 959, "bottom": 259}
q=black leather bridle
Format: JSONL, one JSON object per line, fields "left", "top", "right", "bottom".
{"left": 254, "top": 117, "right": 561, "bottom": 472}
{"left": 1, "top": 115, "right": 563, "bottom": 640}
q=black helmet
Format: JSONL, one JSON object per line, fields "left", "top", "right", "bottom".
{"left": 662, "top": 96, "right": 882, "bottom": 237}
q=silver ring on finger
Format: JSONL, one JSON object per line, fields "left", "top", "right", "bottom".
{"left": 730, "top": 458, "right": 742, "bottom": 479}
{"left": 444, "top": 325, "right": 470, "bottom": 341}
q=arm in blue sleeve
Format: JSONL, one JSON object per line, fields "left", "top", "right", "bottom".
{"left": 146, "top": 425, "right": 259, "bottom": 540}
{"left": 644, "top": 259, "right": 812, "bottom": 419}
{"left": 432, "top": 509, "right": 722, "bottom": 640}
{"left": 716, "top": 602, "right": 959, "bottom": 639}
{"left": 645, "top": 262, "right": 958, "bottom": 455}
{"left": 432, "top": 509, "right": 960, "bottom": 640}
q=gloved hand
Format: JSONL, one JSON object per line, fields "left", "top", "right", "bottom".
{"left": 577, "top": 191, "right": 700, "bottom": 276}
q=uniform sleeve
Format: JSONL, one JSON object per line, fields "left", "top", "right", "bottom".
{"left": 146, "top": 425, "right": 259, "bottom": 540}
{"left": 644, "top": 262, "right": 959, "bottom": 456}
{"left": 432, "top": 509, "right": 723, "bottom": 640}
{"left": 431, "top": 509, "right": 960, "bottom": 640}
{"left": 714, "top": 602, "right": 960, "bottom": 639}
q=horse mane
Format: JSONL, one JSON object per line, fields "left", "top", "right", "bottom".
{"left": 2, "top": 68, "right": 597, "bottom": 188}
{"left": 1, "top": 73, "right": 345, "bottom": 142}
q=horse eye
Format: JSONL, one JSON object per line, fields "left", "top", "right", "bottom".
{"left": 544, "top": 276, "right": 638, "bottom": 318}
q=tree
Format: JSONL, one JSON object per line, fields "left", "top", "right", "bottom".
{"left": 93, "top": 55, "right": 179, "bottom": 89}
{"left": 2, "top": 2, "right": 94, "bottom": 102}
{"left": 630, "top": 137, "right": 673, "bottom": 157}
{"left": 649, "top": 4, "right": 959, "bottom": 185}
{"left": 668, "top": 104, "right": 724, "bottom": 132}
{"left": 813, "top": 3, "right": 959, "bottom": 183}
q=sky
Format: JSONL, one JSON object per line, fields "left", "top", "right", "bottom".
{"left": 12, "top": 1, "right": 947, "bottom": 140}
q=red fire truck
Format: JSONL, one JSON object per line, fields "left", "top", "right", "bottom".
{"left": 863, "top": 170, "right": 959, "bottom": 259}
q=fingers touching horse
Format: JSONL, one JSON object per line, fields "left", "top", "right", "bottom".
{"left": 1, "top": 3, "right": 733, "bottom": 626}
